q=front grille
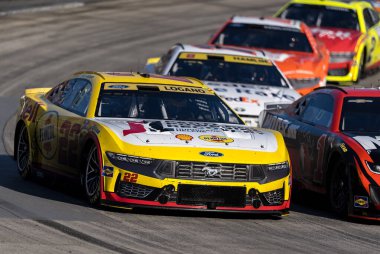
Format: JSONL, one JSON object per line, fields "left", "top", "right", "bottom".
{"left": 177, "top": 184, "right": 246, "bottom": 207}
{"left": 328, "top": 68, "right": 348, "bottom": 76}
{"left": 118, "top": 181, "right": 155, "bottom": 199}
{"left": 261, "top": 188, "right": 284, "bottom": 206}
{"left": 175, "top": 161, "right": 249, "bottom": 181}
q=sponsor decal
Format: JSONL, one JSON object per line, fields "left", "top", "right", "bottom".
{"left": 108, "top": 84, "right": 129, "bottom": 89}
{"left": 353, "top": 136, "right": 380, "bottom": 151}
{"left": 123, "top": 172, "right": 138, "bottom": 183}
{"left": 221, "top": 96, "right": 260, "bottom": 106}
{"left": 21, "top": 100, "right": 39, "bottom": 123}
{"left": 35, "top": 111, "right": 58, "bottom": 160}
{"left": 148, "top": 121, "right": 261, "bottom": 134}
{"left": 123, "top": 122, "right": 146, "bottom": 136}
{"left": 163, "top": 86, "right": 206, "bottom": 94}
{"left": 263, "top": 115, "right": 299, "bottom": 139}
{"left": 175, "top": 134, "right": 193, "bottom": 141}
{"left": 199, "top": 135, "right": 234, "bottom": 143}
{"left": 199, "top": 151, "right": 224, "bottom": 157}
{"left": 354, "top": 196, "right": 369, "bottom": 208}
{"left": 102, "top": 166, "right": 114, "bottom": 177}
{"left": 89, "top": 125, "right": 100, "bottom": 134}
{"left": 312, "top": 28, "right": 352, "bottom": 40}
{"left": 202, "top": 166, "right": 221, "bottom": 177}
{"left": 339, "top": 143, "right": 348, "bottom": 152}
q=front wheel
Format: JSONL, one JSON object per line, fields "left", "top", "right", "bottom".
{"left": 16, "top": 125, "right": 32, "bottom": 179}
{"left": 84, "top": 145, "right": 101, "bottom": 206}
{"left": 328, "top": 159, "right": 349, "bottom": 217}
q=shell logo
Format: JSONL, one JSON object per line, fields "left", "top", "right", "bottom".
{"left": 175, "top": 134, "right": 193, "bottom": 141}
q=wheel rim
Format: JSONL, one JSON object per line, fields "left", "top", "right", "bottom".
{"left": 17, "top": 126, "right": 29, "bottom": 174}
{"left": 85, "top": 146, "right": 100, "bottom": 197}
{"left": 331, "top": 162, "right": 348, "bottom": 211}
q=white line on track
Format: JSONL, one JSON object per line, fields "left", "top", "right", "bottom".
{"left": 0, "top": 2, "right": 85, "bottom": 16}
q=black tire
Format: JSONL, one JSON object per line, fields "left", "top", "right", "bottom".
{"left": 328, "top": 159, "right": 349, "bottom": 217}
{"left": 16, "top": 125, "right": 32, "bottom": 179}
{"left": 84, "top": 145, "right": 101, "bottom": 206}
{"left": 354, "top": 51, "right": 366, "bottom": 83}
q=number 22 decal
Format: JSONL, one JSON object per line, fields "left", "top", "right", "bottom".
{"left": 123, "top": 173, "right": 138, "bottom": 183}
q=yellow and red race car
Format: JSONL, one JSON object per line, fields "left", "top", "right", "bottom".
{"left": 14, "top": 71, "right": 291, "bottom": 214}
{"left": 276, "top": 0, "right": 380, "bottom": 83}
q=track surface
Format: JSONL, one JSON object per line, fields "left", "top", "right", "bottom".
{"left": 1, "top": 1, "right": 380, "bottom": 253}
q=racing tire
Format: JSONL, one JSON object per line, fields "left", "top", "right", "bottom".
{"left": 354, "top": 51, "right": 366, "bottom": 83}
{"left": 84, "top": 145, "right": 101, "bottom": 206}
{"left": 16, "top": 125, "right": 32, "bottom": 179}
{"left": 328, "top": 159, "right": 349, "bottom": 217}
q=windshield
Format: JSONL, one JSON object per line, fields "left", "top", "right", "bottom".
{"left": 169, "top": 53, "right": 288, "bottom": 87}
{"left": 96, "top": 88, "right": 243, "bottom": 124}
{"left": 280, "top": 4, "right": 359, "bottom": 30}
{"left": 213, "top": 23, "right": 313, "bottom": 53}
{"left": 340, "top": 97, "right": 380, "bottom": 132}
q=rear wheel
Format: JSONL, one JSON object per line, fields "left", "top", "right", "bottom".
{"left": 329, "top": 159, "right": 349, "bottom": 217}
{"left": 84, "top": 145, "right": 101, "bottom": 206}
{"left": 16, "top": 125, "right": 32, "bottom": 179}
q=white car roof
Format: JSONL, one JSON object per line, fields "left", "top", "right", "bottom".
{"left": 177, "top": 44, "right": 267, "bottom": 59}
{"left": 231, "top": 16, "right": 302, "bottom": 31}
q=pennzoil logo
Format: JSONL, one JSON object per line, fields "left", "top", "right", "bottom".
{"left": 354, "top": 196, "right": 369, "bottom": 208}
{"left": 199, "top": 135, "right": 234, "bottom": 143}
{"left": 35, "top": 111, "right": 58, "bottom": 159}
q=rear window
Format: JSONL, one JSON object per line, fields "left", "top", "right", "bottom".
{"left": 213, "top": 23, "right": 313, "bottom": 53}
{"left": 280, "top": 4, "right": 359, "bottom": 30}
{"left": 340, "top": 97, "right": 380, "bottom": 132}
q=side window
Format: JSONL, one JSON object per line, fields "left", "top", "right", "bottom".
{"left": 363, "top": 8, "right": 375, "bottom": 29}
{"left": 300, "top": 93, "right": 334, "bottom": 128}
{"left": 47, "top": 81, "right": 70, "bottom": 106}
{"left": 155, "top": 48, "right": 174, "bottom": 74}
{"left": 369, "top": 9, "right": 380, "bottom": 24}
{"left": 47, "top": 79, "right": 92, "bottom": 116}
{"left": 69, "top": 80, "right": 92, "bottom": 116}
{"left": 292, "top": 97, "right": 308, "bottom": 117}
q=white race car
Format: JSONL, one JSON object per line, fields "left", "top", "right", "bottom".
{"left": 145, "top": 44, "right": 301, "bottom": 126}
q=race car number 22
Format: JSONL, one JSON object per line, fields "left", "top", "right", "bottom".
{"left": 123, "top": 173, "right": 138, "bottom": 183}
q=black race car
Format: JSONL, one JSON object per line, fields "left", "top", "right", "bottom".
{"left": 259, "top": 86, "right": 380, "bottom": 220}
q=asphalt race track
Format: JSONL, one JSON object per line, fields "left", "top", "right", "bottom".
{"left": 1, "top": 1, "right": 380, "bottom": 253}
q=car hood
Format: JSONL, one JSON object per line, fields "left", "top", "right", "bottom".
{"left": 94, "top": 118, "right": 279, "bottom": 152}
{"left": 204, "top": 81, "right": 301, "bottom": 118}
{"left": 311, "top": 27, "right": 362, "bottom": 52}
{"left": 344, "top": 132, "right": 380, "bottom": 164}
{"left": 264, "top": 50, "right": 322, "bottom": 78}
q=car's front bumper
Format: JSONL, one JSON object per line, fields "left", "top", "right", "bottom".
{"left": 100, "top": 165, "right": 291, "bottom": 214}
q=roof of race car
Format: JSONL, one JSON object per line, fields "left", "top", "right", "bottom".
{"left": 231, "top": 16, "right": 302, "bottom": 31}
{"left": 176, "top": 44, "right": 267, "bottom": 58}
{"left": 315, "top": 86, "right": 380, "bottom": 96}
{"left": 73, "top": 71, "right": 208, "bottom": 88}
{"left": 286, "top": 0, "right": 372, "bottom": 9}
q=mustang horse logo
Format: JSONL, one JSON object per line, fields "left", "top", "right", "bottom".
{"left": 202, "top": 167, "right": 221, "bottom": 177}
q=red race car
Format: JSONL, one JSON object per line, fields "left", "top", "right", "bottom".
{"left": 259, "top": 86, "right": 380, "bottom": 220}
{"left": 208, "top": 16, "right": 329, "bottom": 95}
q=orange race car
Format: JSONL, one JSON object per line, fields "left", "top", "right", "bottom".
{"left": 209, "top": 16, "right": 329, "bottom": 95}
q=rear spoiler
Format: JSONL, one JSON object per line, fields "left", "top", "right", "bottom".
{"left": 25, "top": 87, "right": 51, "bottom": 96}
